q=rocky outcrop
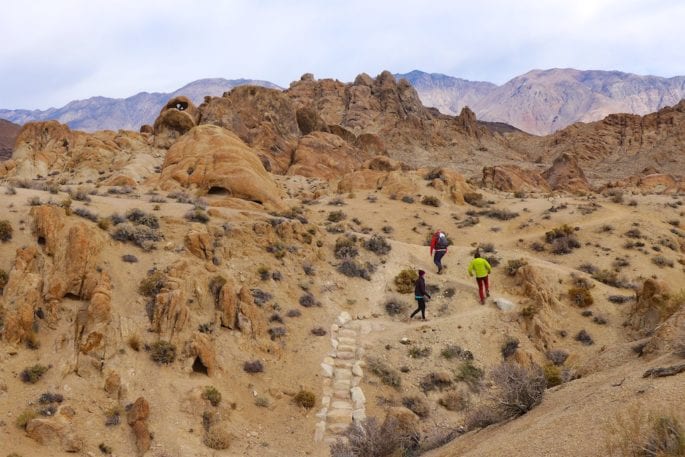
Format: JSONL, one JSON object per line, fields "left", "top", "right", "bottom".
{"left": 26, "top": 408, "right": 83, "bottom": 453}
{"left": 288, "top": 132, "right": 368, "bottom": 180}
{"left": 0, "top": 118, "right": 20, "bottom": 160}
{"left": 158, "top": 125, "right": 283, "bottom": 209}
{"left": 127, "top": 397, "right": 152, "bottom": 455}
{"left": 2, "top": 120, "right": 162, "bottom": 184}
{"left": 627, "top": 279, "right": 678, "bottom": 337}
{"left": 153, "top": 96, "right": 199, "bottom": 148}
{"left": 482, "top": 165, "right": 551, "bottom": 193}
{"left": 199, "top": 85, "right": 299, "bottom": 173}
{"left": 541, "top": 153, "right": 591, "bottom": 193}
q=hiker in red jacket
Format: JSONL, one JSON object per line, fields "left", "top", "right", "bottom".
{"left": 430, "top": 230, "right": 449, "bottom": 274}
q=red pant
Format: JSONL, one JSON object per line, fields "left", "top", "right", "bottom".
{"left": 476, "top": 276, "right": 489, "bottom": 302}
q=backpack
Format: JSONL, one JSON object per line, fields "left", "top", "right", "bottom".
{"left": 436, "top": 233, "right": 449, "bottom": 249}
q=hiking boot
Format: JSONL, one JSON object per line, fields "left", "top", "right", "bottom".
{"left": 480, "top": 299, "right": 485, "bottom": 305}
{"left": 486, "top": 291, "right": 490, "bottom": 297}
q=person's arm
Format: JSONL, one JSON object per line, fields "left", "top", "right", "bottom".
{"left": 422, "top": 278, "right": 431, "bottom": 299}
{"left": 467, "top": 260, "right": 474, "bottom": 277}
{"left": 429, "top": 234, "right": 436, "bottom": 255}
{"left": 485, "top": 259, "right": 492, "bottom": 274}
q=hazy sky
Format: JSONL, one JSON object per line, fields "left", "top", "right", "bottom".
{"left": 2, "top": 0, "right": 684, "bottom": 109}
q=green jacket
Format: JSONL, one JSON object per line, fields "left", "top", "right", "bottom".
{"left": 468, "top": 257, "right": 492, "bottom": 278}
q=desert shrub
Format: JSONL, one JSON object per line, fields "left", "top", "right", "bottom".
{"left": 501, "top": 337, "right": 519, "bottom": 359}
{"left": 111, "top": 222, "right": 162, "bottom": 250}
{"left": 126, "top": 208, "right": 159, "bottom": 228}
{"left": 27, "top": 196, "right": 42, "bottom": 206}
{"left": 530, "top": 241, "right": 545, "bottom": 252}
{"left": 624, "top": 228, "right": 642, "bottom": 239}
{"left": 243, "top": 360, "right": 264, "bottom": 373}
{"left": 202, "top": 386, "right": 222, "bottom": 406}
{"left": 73, "top": 207, "right": 98, "bottom": 222}
{"left": 394, "top": 269, "right": 418, "bottom": 294}
{"left": 138, "top": 270, "right": 166, "bottom": 297}
{"left": 337, "top": 259, "right": 374, "bottom": 280}
{"left": 121, "top": 254, "right": 138, "bottom": 263}
{"left": 334, "top": 235, "right": 358, "bottom": 259}
{"left": 465, "top": 405, "right": 504, "bottom": 430}
{"left": 302, "top": 261, "right": 316, "bottom": 276}
{"left": 5, "top": 185, "right": 17, "bottom": 195}
{"left": 608, "top": 295, "right": 633, "bottom": 304}
{"left": 251, "top": 288, "right": 272, "bottom": 306}
{"left": 311, "top": 326, "right": 327, "bottom": 336}
{"left": 328, "top": 210, "right": 347, "bottom": 222}
{"left": 401, "top": 195, "right": 415, "bottom": 204}
{"left": 421, "top": 196, "right": 441, "bottom": 207}
{"left": 299, "top": 292, "right": 319, "bottom": 308}
{"left": 419, "top": 371, "right": 453, "bottom": 393}
{"left": 402, "top": 395, "right": 430, "bottom": 418}
{"left": 592, "top": 269, "right": 630, "bottom": 288}
{"left": 38, "top": 392, "right": 64, "bottom": 404}
{"left": 0, "top": 270, "right": 8, "bottom": 293}
{"left": 365, "top": 234, "right": 391, "bottom": 255}
{"left": 439, "top": 391, "right": 469, "bottom": 412}
{"left": 505, "top": 258, "right": 527, "bottom": 276}
{"left": 16, "top": 409, "right": 38, "bottom": 429}
{"left": 329, "top": 417, "right": 419, "bottom": 457}
{"left": 652, "top": 255, "right": 674, "bottom": 268}
{"left": 203, "top": 426, "right": 232, "bottom": 450}
{"left": 454, "top": 360, "right": 484, "bottom": 392}
{"left": 150, "top": 341, "right": 176, "bottom": 364}
{"left": 367, "top": 357, "right": 401, "bottom": 389}
{"left": 0, "top": 220, "right": 13, "bottom": 242}
{"left": 544, "top": 364, "right": 563, "bottom": 387}
{"left": 286, "top": 309, "right": 301, "bottom": 318}
{"left": 605, "top": 409, "right": 685, "bottom": 457}
{"left": 491, "top": 362, "right": 546, "bottom": 416}
{"left": 408, "top": 346, "right": 431, "bottom": 358}
{"left": 575, "top": 329, "right": 594, "bottom": 345}
{"left": 464, "top": 192, "right": 486, "bottom": 207}
{"left": 384, "top": 297, "right": 408, "bottom": 316}
{"left": 266, "top": 242, "right": 287, "bottom": 259}
{"left": 593, "top": 315, "right": 608, "bottom": 325}
{"left": 481, "top": 208, "right": 519, "bottom": 220}
{"left": 546, "top": 349, "right": 569, "bottom": 366}
{"left": 185, "top": 208, "right": 210, "bottom": 223}
{"left": 20, "top": 364, "right": 48, "bottom": 384}
{"left": 441, "top": 344, "right": 464, "bottom": 360}
{"left": 268, "top": 327, "right": 286, "bottom": 340}
{"left": 545, "top": 224, "right": 580, "bottom": 254}
{"left": 294, "top": 390, "right": 316, "bottom": 409}
{"left": 568, "top": 287, "right": 594, "bottom": 307}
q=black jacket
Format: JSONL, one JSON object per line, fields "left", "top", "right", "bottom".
{"left": 414, "top": 276, "right": 429, "bottom": 297}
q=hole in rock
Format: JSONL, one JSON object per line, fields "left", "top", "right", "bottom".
{"left": 37, "top": 236, "right": 46, "bottom": 245}
{"left": 192, "top": 356, "right": 209, "bottom": 375}
{"left": 207, "top": 187, "right": 230, "bottom": 196}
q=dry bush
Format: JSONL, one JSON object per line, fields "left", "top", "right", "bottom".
{"left": 575, "top": 329, "right": 594, "bottom": 345}
{"left": 420, "top": 372, "right": 453, "bottom": 393}
{"left": 441, "top": 344, "right": 465, "bottom": 360}
{"left": 439, "top": 391, "right": 469, "bottom": 411}
{"left": 311, "top": 326, "right": 327, "bottom": 336}
{"left": 421, "top": 196, "right": 441, "bottom": 207}
{"left": 150, "top": 341, "right": 176, "bottom": 364}
{"left": 592, "top": 269, "right": 631, "bottom": 288}
{"left": 299, "top": 292, "right": 319, "bottom": 308}
{"left": 464, "top": 192, "right": 486, "bottom": 207}
{"left": 364, "top": 234, "right": 391, "bottom": 255}
{"left": 203, "top": 426, "right": 232, "bottom": 450}
{"left": 394, "top": 269, "right": 418, "bottom": 294}
{"left": 126, "top": 208, "right": 159, "bottom": 228}
{"left": 202, "top": 386, "right": 222, "bottom": 406}
{"left": 545, "top": 224, "right": 581, "bottom": 254}
{"left": 367, "top": 357, "right": 401, "bottom": 389}
{"left": 0, "top": 269, "right": 8, "bottom": 290}
{"left": 568, "top": 287, "right": 594, "bottom": 307}
{"left": 111, "top": 222, "right": 162, "bottom": 250}
{"left": 652, "top": 255, "right": 675, "bottom": 268}
{"left": 73, "top": 207, "right": 98, "bottom": 222}
{"left": 454, "top": 360, "right": 484, "bottom": 392}
{"left": 408, "top": 346, "right": 431, "bottom": 358}
{"left": 338, "top": 259, "right": 374, "bottom": 280}
{"left": 506, "top": 258, "right": 527, "bottom": 276}
{"left": 491, "top": 362, "right": 546, "bottom": 417}
{"left": 121, "top": 254, "right": 138, "bottom": 263}
{"left": 0, "top": 219, "right": 13, "bottom": 242}
{"left": 293, "top": 390, "right": 316, "bottom": 409}
{"left": 329, "top": 416, "right": 419, "bottom": 457}
{"left": 20, "top": 365, "right": 48, "bottom": 384}
{"left": 501, "top": 337, "right": 519, "bottom": 359}
{"left": 268, "top": 327, "right": 286, "bottom": 340}
{"left": 605, "top": 406, "right": 685, "bottom": 457}
{"left": 544, "top": 364, "right": 563, "bottom": 387}
{"left": 243, "top": 360, "right": 264, "bottom": 373}
{"left": 546, "top": 349, "right": 569, "bottom": 366}
{"left": 624, "top": 228, "right": 643, "bottom": 239}
{"left": 185, "top": 208, "right": 210, "bottom": 223}
{"left": 481, "top": 208, "right": 519, "bottom": 220}
{"left": 139, "top": 270, "right": 166, "bottom": 297}
{"left": 16, "top": 409, "right": 38, "bottom": 429}
{"left": 384, "top": 297, "right": 408, "bottom": 316}
{"left": 402, "top": 395, "right": 430, "bottom": 418}
{"left": 328, "top": 210, "right": 347, "bottom": 222}
{"left": 334, "top": 235, "right": 359, "bottom": 259}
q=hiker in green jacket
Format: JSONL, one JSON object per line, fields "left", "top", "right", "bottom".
{"left": 468, "top": 250, "right": 492, "bottom": 305}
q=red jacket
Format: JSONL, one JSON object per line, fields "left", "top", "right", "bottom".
{"left": 430, "top": 231, "right": 448, "bottom": 255}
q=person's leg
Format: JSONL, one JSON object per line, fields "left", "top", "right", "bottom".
{"left": 411, "top": 299, "right": 423, "bottom": 318}
{"left": 484, "top": 275, "right": 490, "bottom": 297}
{"left": 476, "top": 277, "right": 485, "bottom": 303}
{"left": 420, "top": 300, "right": 426, "bottom": 319}
{"left": 434, "top": 251, "right": 445, "bottom": 273}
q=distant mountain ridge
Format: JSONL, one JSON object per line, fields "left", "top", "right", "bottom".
{"left": 397, "top": 69, "right": 685, "bottom": 134}
{"left": 0, "top": 78, "right": 281, "bottom": 132}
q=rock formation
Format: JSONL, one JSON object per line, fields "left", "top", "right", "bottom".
{"left": 482, "top": 165, "right": 551, "bottom": 193}
{"left": 153, "top": 96, "right": 199, "bottom": 148}
{"left": 541, "top": 153, "right": 591, "bottom": 193}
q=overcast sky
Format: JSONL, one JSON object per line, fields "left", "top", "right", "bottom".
{"left": 2, "top": 0, "right": 684, "bottom": 109}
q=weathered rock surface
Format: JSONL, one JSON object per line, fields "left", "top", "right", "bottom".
{"left": 482, "top": 164, "right": 551, "bottom": 193}
{"left": 542, "top": 153, "right": 591, "bottom": 193}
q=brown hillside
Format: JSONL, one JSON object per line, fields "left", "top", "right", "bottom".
{"left": 0, "top": 118, "right": 20, "bottom": 160}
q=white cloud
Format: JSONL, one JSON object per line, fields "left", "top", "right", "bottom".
{"left": 1, "top": 0, "right": 684, "bottom": 109}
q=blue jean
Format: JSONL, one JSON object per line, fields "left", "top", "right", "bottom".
{"left": 433, "top": 250, "right": 446, "bottom": 270}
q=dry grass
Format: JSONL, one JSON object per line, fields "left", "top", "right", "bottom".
{"left": 605, "top": 405, "right": 685, "bottom": 456}
{"left": 293, "top": 390, "right": 316, "bottom": 409}
{"left": 203, "top": 426, "right": 232, "bottom": 450}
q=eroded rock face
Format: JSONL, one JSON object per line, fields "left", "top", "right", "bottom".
{"left": 628, "top": 279, "right": 678, "bottom": 337}
{"left": 153, "top": 96, "right": 200, "bottom": 148}
{"left": 199, "top": 85, "right": 299, "bottom": 173}
{"left": 542, "top": 153, "right": 591, "bottom": 193}
{"left": 288, "top": 132, "right": 368, "bottom": 180}
{"left": 482, "top": 165, "right": 551, "bottom": 193}
{"left": 4, "top": 121, "right": 161, "bottom": 184}
{"left": 159, "top": 125, "right": 283, "bottom": 209}
{"left": 127, "top": 397, "right": 152, "bottom": 455}
{"left": 26, "top": 407, "right": 83, "bottom": 453}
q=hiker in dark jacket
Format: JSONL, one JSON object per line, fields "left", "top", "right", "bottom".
{"left": 410, "top": 270, "right": 431, "bottom": 320}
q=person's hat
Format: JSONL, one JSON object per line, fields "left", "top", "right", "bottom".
{"left": 418, "top": 269, "right": 426, "bottom": 276}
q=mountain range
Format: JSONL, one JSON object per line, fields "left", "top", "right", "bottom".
{"left": 0, "top": 78, "right": 280, "bottom": 132}
{"left": 2, "top": 69, "right": 685, "bottom": 135}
